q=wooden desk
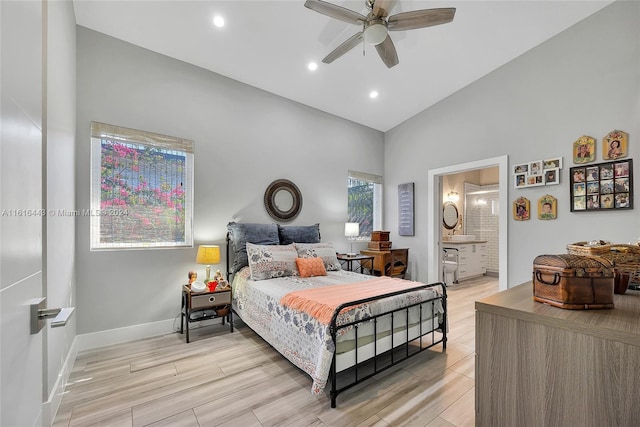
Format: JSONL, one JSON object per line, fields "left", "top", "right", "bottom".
{"left": 360, "top": 248, "right": 408, "bottom": 278}
{"left": 475, "top": 282, "right": 640, "bottom": 426}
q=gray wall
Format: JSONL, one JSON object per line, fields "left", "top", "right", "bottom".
{"left": 384, "top": 1, "right": 640, "bottom": 287}
{"left": 75, "top": 27, "right": 384, "bottom": 335}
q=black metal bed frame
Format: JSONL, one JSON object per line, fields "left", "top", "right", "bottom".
{"left": 328, "top": 282, "right": 447, "bottom": 407}
{"left": 225, "top": 234, "right": 448, "bottom": 408}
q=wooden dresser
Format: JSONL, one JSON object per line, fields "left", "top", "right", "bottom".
{"left": 360, "top": 248, "right": 408, "bottom": 278}
{"left": 475, "top": 282, "right": 640, "bottom": 426}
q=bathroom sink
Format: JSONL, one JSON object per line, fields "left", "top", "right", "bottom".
{"left": 451, "top": 235, "right": 476, "bottom": 241}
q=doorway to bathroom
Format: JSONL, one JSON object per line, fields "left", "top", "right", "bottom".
{"left": 427, "top": 156, "right": 509, "bottom": 291}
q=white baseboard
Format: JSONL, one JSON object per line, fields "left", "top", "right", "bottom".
{"left": 75, "top": 318, "right": 175, "bottom": 352}
{"left": 42, "top": 337, "right": 78, "bottom": 427}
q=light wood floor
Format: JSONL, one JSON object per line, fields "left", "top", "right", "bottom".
{"left": 53, "top": 276, "right": 498, "bottom": 427}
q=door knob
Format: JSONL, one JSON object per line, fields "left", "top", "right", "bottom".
{"left": 30, "top": 297, "right": 75, "bottom": 334}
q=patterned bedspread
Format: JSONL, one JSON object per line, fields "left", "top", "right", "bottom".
{"left": 232, "top": 267, "right": 445, "bottom": 394}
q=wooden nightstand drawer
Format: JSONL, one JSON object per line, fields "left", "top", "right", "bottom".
{"left": 191, "top": 291, "right": 231, "bottom": 310}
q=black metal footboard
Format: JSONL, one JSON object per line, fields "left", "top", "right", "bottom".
{"left": 328, "top": 282, "right": 447, "bottom": 408}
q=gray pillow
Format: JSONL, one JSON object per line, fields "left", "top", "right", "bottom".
{"left": 227, "top": 222, "right": 279, "bottom": 273}
{"left": 278, "top": 223, "right": 321, "bottom": 245}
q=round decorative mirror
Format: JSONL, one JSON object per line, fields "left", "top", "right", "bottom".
{"left": 264, "top": 179, "right": 303, "bottom": 222}
{"left": 443, "top": 202, "right": 459, "bottom": 230}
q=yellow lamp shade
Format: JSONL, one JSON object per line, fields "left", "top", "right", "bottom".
{"left": 196, "top": 245, "right": 220, "bottom": 265}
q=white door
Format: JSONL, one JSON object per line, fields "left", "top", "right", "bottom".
{"left": 1, "top": 1, "right": 46, "bottom": 425}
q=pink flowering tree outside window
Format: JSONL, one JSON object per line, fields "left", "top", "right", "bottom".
{"left": 90, "top": 122, "right": 193, "bottom": 249}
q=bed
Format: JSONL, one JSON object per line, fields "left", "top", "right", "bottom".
{"left": 226, "top": 222, "right": 447, "bottom": 408}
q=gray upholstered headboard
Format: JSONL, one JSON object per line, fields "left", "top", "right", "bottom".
{"left": 225, "top": 222, "right": 320, "bottom": 280}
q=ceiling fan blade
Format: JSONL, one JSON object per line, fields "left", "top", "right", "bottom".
{"left": 375, "top": 34, "right": 399, "bottom": 68}
{"left": 322, "top": 32, "right": 364, "bottom": 64}
{"left": 387, "top": 8, "right": 456, "bottom": 31}
{"left": 372, "top": 0, "right": 397, "bottom": 18}
{"left": 304, "top": 0, "right": 367, "bottom": 25}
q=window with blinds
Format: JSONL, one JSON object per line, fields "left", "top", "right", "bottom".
{"left": 347, "top": 170, "right": 383, "bottom": 239}
{"left": 90, "top": 122, "right": 194, "bottom": 250}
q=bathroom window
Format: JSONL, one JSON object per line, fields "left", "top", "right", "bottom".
{"left": 89, "top": 122, "right": 194, "bottom": 250}
{"left": 347, "top": 170, "right": 382, "bottom": 239}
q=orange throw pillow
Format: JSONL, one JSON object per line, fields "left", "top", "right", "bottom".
{"left": 296, "top": 257, "right": 327, "bottom": 278}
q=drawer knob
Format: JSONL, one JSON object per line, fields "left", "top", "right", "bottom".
{"left": 209, "top": 296, "right": 216, "bottom": 303}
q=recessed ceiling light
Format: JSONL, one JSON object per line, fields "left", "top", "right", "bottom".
{"left": 213, "top": 15, "right": 225, "bottom": 28}
{"left": 369, "top": 91, "right": 379, "bottom": 99}
{"left": 308, "top": 62, "right": 318, "bottom": 71}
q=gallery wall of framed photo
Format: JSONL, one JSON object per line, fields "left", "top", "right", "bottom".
{"left": 513, "top": 157, "right": 562, "bottom": 188}
{"left": 511, "top": 129, "right": 632, "bottom": 221}
{"left": 570, "top": 159, "right": 633, "bottom": 211}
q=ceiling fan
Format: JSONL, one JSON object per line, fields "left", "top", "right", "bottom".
{"left": 304, "top": 0, "right": 456, "bottom": 68}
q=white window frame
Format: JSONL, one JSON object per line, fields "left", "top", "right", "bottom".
{"left": 90, "top": 122, "right": 194, "bottom": 250}
{"left": 347, "top": 170, "right": 383, "bottom": 239}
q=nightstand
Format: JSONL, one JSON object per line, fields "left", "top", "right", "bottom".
{"left": 181, "top": 284, "right": 233, "bottom": 343}
{"left": 336, "top": 253, "right": 374, "bottom": 275}
{"left": 360, "top": 248, "right": 409, "bottom": 278}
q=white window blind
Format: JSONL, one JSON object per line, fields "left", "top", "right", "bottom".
{"left": 347, "top": 170, "right": 383, "bottom": 238}
{"left": 90, "top": 122, "right": 194, "bottom": 250}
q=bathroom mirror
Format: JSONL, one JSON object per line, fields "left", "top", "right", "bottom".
{"left": 443, "top": 202, "right": 459, "bottom": 229}
{"left": 264, "top": 179, "right": 303, "bottom": 222}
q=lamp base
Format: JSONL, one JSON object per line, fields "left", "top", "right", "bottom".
{"left": 346, "top": 252, "right": 357, "bottom": 257}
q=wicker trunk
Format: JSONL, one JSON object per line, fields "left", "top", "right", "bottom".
{"left": 567, "top": 242, "right": 640, "bottom": 285}
{"left": 533, "top": 254, "right": 614, "bottom": 309}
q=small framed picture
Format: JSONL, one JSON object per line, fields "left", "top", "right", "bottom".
{"left": 602, "top": 130, "right": 628, "bottom": 160}
{"left": 538, "top": 195, "right": 557, "bottom": 220}
{"left": 526, "top": 175, "right": 545, "bottom": 187}
{"left": 572, "top": 168, "right": 586, "bottom": 183}
{"left": 514, "top": 163, "right": 529, "bottom": 174}
{"left": 543, "top": 157, "right": 563, "bottom": 170}
{"left": 529, "top": 160, "right": 543, "bottom": 176}
{"left": 514, "top": 173, "right": 527, "bottom": 188}
{"left": 600, "top": 194, "right": 614, "bottom": 209}
{"left": 614, "top": 161, "right": 629, "bottom": 177}
{"left": 573, "top": 135, "right": 595, "bottom": 164}
{"left": 586, "top": 166, "right": 599, "bottom": 181}
{"left": 586, "top": 181, "right": 599, "bottom": 194}
{"left": 570, "top": 159, "right": 633, "bottom": 212}
{"left": 600, "top": 163, "right": 614, "bottom": 179}
{"left": 513, "top": 197, "right": 530, "bottom": 221}
{"left": 615, "top": 193, "right": 630, "bottom": 208}
{"left": 544, "top": 168, "right": 559, "bottom": 185}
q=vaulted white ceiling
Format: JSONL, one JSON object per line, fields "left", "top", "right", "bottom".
{"left": 73, "top": 1, "right": 613, "bottom": 132}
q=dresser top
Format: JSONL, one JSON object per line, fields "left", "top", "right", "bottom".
{"left": 476, "top": 282, "right": 640, "bottom": 346}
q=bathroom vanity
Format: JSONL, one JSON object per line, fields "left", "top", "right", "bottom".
{"left": 442, "top": 240, "right": 487, "bottom": 280}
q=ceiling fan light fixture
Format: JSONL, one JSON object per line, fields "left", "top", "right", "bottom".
{"left": 364, "top": 20, "right": 387, "bottom": 45}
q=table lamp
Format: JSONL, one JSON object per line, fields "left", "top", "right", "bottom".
{"left": 196, "top": 245, "right": 220, "bottom": 281}
{"left": 344, "top": 222, "right": 360, "bottom": 257}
